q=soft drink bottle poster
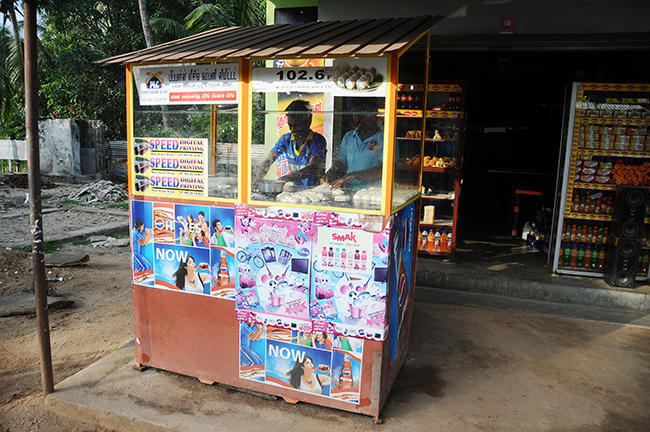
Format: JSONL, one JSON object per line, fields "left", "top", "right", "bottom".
{"left": 234, "top": 205, "right": 314, "bottom": 331}
{"left": 238, "top": 324, "right": 364, "bottom": 404}
{"left": 310, "top": 211, "right": 391, "bottom": 340}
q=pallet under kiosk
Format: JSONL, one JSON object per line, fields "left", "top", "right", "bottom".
{"left": 104, "top": 17, "right": 437, "bottom": 421}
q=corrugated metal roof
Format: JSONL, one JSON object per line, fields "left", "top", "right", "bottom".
{"left": 99, "top": 16, "right": 440, "bottom": 65}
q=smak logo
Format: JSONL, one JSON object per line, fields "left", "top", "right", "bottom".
{"left": 332, "top": 232, "right": 357, "bottom": 242}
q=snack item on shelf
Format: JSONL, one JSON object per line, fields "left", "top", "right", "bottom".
{"left": 422, "top": 156, "right": 457, "bottom": 168}
{"left": 405, "top": 154, "right": 421, "bottom": 167}
{"left": 612, "top": 160, "right": 650, "bottom": 186}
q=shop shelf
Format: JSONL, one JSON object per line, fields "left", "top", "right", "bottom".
{"left": 560, "top": 240, "right": 609, "bottom": 247}
{"left": 421, "top": 195, "right": 454, "bottom": 201}
{"left": 379, "top": 109, "right": 462, "bottom": 118}
{"left": 572, "top": 182, "right": 616, "bottom": 191}
{"left": 419, "top": 220, "right": 453, "bottom": 227}
{"left": 423, "top": 166, "right": 454, "bottom": 173}
{"left": 576, "top": 149, "right": 650, "bottom": 158}
{"left": 564, "top": 212, "right": 613, "bottom": 221}
{"left": 426, "top": 110, "right": 463, "bottom": 119}
{"left": 417, "top": 249, "right": 453, "bottom": 256}
{"left": 575, "top": 116, "right": 650, "bottom": 126}
{"left": 397, "top": 83, "right": 425, "bottom": 91}
{"left": 564, "top": 212, "right": 650, "bottom": 224}
{"left": 427, "top": 83, "right": 462, "bottom": 93}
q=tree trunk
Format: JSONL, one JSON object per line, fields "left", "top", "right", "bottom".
{"left": 137, "top": 0, "right": 170, "bottom": 130}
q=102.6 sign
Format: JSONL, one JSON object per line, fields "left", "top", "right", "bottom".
{"left": 275, "top": 68, "right": 330, "bottom": 81}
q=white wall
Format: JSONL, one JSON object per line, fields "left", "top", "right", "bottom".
{"left": 319, "top": 0, "right": 650, "bottom": 34}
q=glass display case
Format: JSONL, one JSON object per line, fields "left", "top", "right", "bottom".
{"left": 552, "top": 82, "right": 650, "bottom": 281}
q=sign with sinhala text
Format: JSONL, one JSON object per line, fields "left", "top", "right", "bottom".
{"left": 133, "top": 63, "right": 238, "bottom": 105}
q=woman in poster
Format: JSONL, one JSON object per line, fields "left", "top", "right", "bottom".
{"left": 173, "top": 255, "right": 210, "bottom": 293}
{"left": 287, "top": 356, "right": 331, "bottom": 395}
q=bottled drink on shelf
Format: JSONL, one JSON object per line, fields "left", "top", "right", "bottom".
{"left": 641, "top": 253, "right": 649, "bottom": 275}
{"left": 570, "top": 243, "right": 578, "bottom": 268}
{"left": 433, "top": 229, "right": 441, "bottom": 252}
{"left": 597, "top": 247, "right": 606, "bottom": 271}
{"left": 572, "top": 193, "right": 581, "bottom": 212}
{"left": 605, "top": 197, "right": 613, "bottom": 214}
{"left": 602, "top": 227, "right": 609, "bottom": 244}
{"left": 591, "top": 246, "right": 598, "bottom": 270}
{"left": 578, "top": 195, "right": 586, "bottom": 213}
{"left": 418, "top": 231, "right": 422, "bottom": 250}
{"left": 563, "top": 243, "right": 571, "bottom": 267}
{"left": 570, "top": 224, "right": 578, "bottom": 242}
{"left": 586, "top": 225, "right": 594, "bottom": 243}
{"left": 588, "top": 196, "right": 596, "bottom": 213}
{"left": 595, "top": 196, "right": 602, "bottom": 214}
{"left": 581, "top": 225, "right": 588, "bottom": 242}
{"left": 577, "top": 244, "right": 585, "bottom": 269}
{"left": 440, "top": 230, "right": 448, "bottom": 252}
{"left": 584, "top": 245, "right": 592, "bottom": 269}
{"left": 427, "top": 230, "right": 434, "bottom": 251}
{"left": 421, "top": 231, "right": 427, "bottom": 250}
{"left": 447, "top": 231, "right": 453, "bottom": 251}
{"left": 596, "top": 227, "right": 604, "bottom": 244}
{"left": 576, "top": 225, "right": 583, "bottom": 242}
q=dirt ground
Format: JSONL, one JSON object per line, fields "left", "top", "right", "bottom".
{"left": 0, "top": 243, "right": 133, "bottom": 432}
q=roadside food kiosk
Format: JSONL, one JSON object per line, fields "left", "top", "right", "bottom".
{"left": 101, "top": 16, "right": 439, "bottom": 421}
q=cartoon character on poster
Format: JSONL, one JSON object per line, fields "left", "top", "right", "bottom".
{"left": 152, "top": 202, "right": 175, "bottom": 244}
{"left": 389, "top": 202, "right": 415, "bottom": 363}
{"left": 265, "top": 338, "right": 332, "bottom": 396}
{"left": 330, "top": 350, "right": 362, "bottom": 403}
{"left": 131, "top": 200, "right": 154, "bottom": 285}
{"left": 234, "top": 206, "right": 313, "bottom": 327}
{"left": 153, "top": 243, "right": 210, "bottom": 294}
{"left": 239, "top": 322, "right": 266, "bottom": 382}
{"left": 175, "top": 204, "right": 210, "bottom": 248}
{"left": 210, "top": 247, "right": 236, "bottom": 298}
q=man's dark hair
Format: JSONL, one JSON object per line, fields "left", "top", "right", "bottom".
{"left": 134, "top": 219, "right": 144, "bottom": 230}
{"left": 285, "top": 99, "right": 311, "bottom": 113}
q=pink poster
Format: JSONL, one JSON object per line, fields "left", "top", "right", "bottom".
{"left": 310, "top": 211, "right": 391, "bottom": 340}
{"left": 234, "top": 205, "right": 315, "bottom": 332}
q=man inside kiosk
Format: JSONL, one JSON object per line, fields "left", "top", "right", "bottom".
{"left": 252, "top": 99, "right": 327, "bottom": 188}
{"left": 322, "top": 99, "right": 385, "bottom": 189}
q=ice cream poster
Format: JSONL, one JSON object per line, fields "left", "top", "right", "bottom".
{"left": 234, "top": 205, "right": 314, "bottom": 331}
{"left": 132, "top": 137, "right": 208, "bottom": 199}
{"left": 131, "top": 200, "right": 154, "bottom": 286}
{"left": 310, "top": 212, "right": 391, "bottom": 340}
{"left": 239, "top": 325, "right": 364, "bottom": 404}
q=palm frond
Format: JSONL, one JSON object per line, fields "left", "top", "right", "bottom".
{"left": 185, "top": 4, "right": 229, "bottom": 34}
{"left": 150, "top": 17, "right": 189, "bottom": 41}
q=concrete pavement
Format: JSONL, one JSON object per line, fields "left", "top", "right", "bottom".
{"left": 45, "top": 297, "right": 650, "bottom": 431}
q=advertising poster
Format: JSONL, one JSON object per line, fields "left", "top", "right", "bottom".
{"left": 239, "top": 325, "right": 364, "bottom": 404}
{"left": 252, "top": 58, "right": 387, "bottom": 97}
{"left": 174, "top": 204, "right": 211, "bottom": 248}
{"left": 234, "top": 205, "right": 314, "bottom": 331}
{"left": 152, "top": 202, "right": 175, "bottom": 244}
{"left": 133, "top": 137, "right": 208, "bottom": 199}
{"left": 210, "top": 206, "right": 236, "bottom": 298}
{"left": 133, "top": 62, "right": 238, "bottom": 105}
{"left": 310, "top": 211, "right": 391, "bottom": 340}
{"left": 131, "top": 200, "right": 154, "bottom": 286}
{"left": 153, "top": 242, "right": 211, "bottom": 294}
{"left": 275, "top": 93, "right": 325, "bottom": 179}
{"left": 389, "top": 202, "right": 416, "bottom": 363}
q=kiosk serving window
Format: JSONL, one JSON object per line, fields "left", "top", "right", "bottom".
{"left": 250, "top": 57, "right": 390, "bottom": 212}
{"left": 131, "top": 62, "right": 239, "bottom": 200}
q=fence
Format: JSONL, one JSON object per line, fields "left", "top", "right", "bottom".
{"left": 0, "top": 139, "right": 27, "bottom": 172}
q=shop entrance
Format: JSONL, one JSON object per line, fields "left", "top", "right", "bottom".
{"left": 428, "top": 49, "right": 650, "bottom": 241}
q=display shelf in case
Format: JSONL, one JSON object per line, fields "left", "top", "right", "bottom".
{"left": 552, "top": 81, "right": 650, "bottom": 280}
{"left": 414, "top": 81, "right": 465, "bottom": 257}
{"left": 576, "top": 149, "right": 650, "bottom": 159}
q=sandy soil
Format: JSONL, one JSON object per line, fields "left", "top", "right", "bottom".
{"left": 0, "top": 243, "right": 133, "bottom": 431}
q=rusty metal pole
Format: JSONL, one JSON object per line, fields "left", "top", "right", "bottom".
{"left": 24, "top": 0, "right": 54, "bottom": 395}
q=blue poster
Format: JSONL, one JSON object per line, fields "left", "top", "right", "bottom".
{"left": 153, "top": 243, "right": 210, "bottom": 294}
{"left": 210, "top": 247, "right": 236, "bottom": 298}
{"left": 239, "top": 322, "right": 266, "bottom": 381}
{"left": 174, "top": 204, "right": 211, "bottom": 248}
{"left": 389, "top": 202, "right": 415, "bottom": 363}
{"left": 209, "top": 207, "right": 235, "bottom": 248}
{"left": 131, "top": 200, "right": 154, "bottom": 286}
{"left": 265, "top": 338, "right": 332, "bottom": 397}
{"left": 330, "top": 350, "right": 362, "bottom": 403}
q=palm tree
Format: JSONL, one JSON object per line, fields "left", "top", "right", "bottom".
{"left": 150, "top": 0, "right": 266, "bottom": 42}
{"left": 0, "top": 1, "right": 24, "bottom": 138}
